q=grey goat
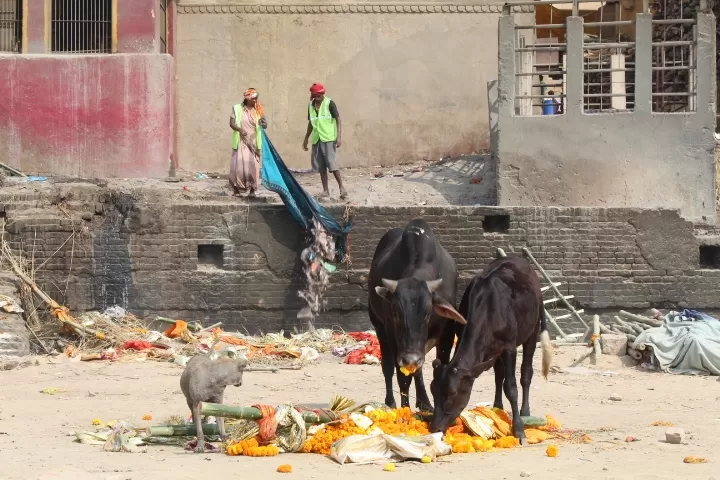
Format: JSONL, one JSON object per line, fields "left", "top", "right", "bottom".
{"left": 179, "top": 353, "right": 247, "bottom": 453}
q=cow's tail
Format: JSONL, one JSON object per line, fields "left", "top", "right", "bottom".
{"left": 539, "top": 309, "right": 553, "bottom": 379}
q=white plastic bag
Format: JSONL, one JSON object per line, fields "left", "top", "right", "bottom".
{"left": 329, "top": 433, "right": 451, "bottom": 465}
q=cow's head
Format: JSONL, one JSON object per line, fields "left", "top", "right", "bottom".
{"left": 429, "top": 358, "right": 478, "bottom": 434}
{"left": 375, "top": 277, "right": 466, "bottom": 374}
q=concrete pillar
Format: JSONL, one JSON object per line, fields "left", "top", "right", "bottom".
{"left": 565, "top": 17, "right": 584, "bottom": 118}
{"left": 634, "top": 13, "right": 653, "bottom": 115}
{"left": 25, "top": 0, "right": 47, "bottom": 54}
{"left": 610, "top": 54, "right": 627, "bottom": 110}
{"left": 497, "top": 14, "right": 516, "bottom": 118}
{"left": 695, "top": 13, "right": 716, "bottom": 118}
{"left": 117, "top": 0, "right": 160, "bottom": 53}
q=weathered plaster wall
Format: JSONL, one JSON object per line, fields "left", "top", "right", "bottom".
{"left": 0, "top": 0, "right": 172, "bottom": 178}
{"left": 493, "top": 13, "right": 717, "bottom": 223}
{"left": 2, "top": 185, "right": 720, "bottom": 335}
{"left": 0, "top": 54, "right": 174, "bottom": 178}
{"left": 175, "top": 1, "right": 534, "bottom": 171}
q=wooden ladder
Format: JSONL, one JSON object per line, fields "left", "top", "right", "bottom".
{"left": 496, "top": 247, "right": 588, "bottom": 340}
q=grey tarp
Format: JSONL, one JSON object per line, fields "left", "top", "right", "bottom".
{"left": 632, "top": 310, "right": 720, "bottom": 375}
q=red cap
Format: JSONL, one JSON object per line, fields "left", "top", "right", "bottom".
{"left": 309, "top": 83, "right": 326, "bottom": 95}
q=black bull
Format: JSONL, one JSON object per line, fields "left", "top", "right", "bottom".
{"left": 429, "top": 256, "right": 553, "bottom": 442}
{"left": 368, "top": 219, "right": 467, "bottom": 411}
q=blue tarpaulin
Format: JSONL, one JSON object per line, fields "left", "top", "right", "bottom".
{"left": 259, "top": 128, "right": 352, "bottom": 261}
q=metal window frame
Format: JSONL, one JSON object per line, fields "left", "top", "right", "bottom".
{"left": 159, "top": 0, "right": 167, "bottom": 53}
{"left": 0, "top": 0, "right": 26, "bottom": 53}
{"left": 44, "top": 0, "right": 117, "bottom": 54}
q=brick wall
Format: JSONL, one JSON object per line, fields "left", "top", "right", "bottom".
{"left": 2, "top": 187, "right": 718, "bottom": 335}
{"left": 0, "top": 274, "right": 30, "bottom": 358}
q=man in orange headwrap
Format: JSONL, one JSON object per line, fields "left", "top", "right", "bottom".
{"left": 302, "top": 83, "right": 348, "bottom": 201}
{"left": 229, "top": 88, "right": 268, "bottom": 197}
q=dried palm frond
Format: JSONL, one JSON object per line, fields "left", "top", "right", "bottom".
{"left": 329, "top": 394, "right": 355, "bottom": 412}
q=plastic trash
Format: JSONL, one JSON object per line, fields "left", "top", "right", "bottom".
{"left": 329, "top": 433, "right": 450, "bottom": 465}
{"left": 25, "top": 176, "right": 48, "bottom": 182}
{"left": 103, "top": 305, "right": 127, "bottom": 318}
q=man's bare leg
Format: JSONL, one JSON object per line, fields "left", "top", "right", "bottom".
{"left": 319, "top": 171, "right": 330, "bottom": 197}
{"left": 333, "top": 171, "right": 348, "bottom": 199}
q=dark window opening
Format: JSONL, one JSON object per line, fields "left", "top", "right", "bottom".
{"left": 51, "top": 0, "right": 112, "bottom": 54}
{"left": 0, "top": 209, "right": 6, "bottom": 219}
{"left": 699, "top": 245, "right": 720, "bottom": 269}
{"left": 483, "top": 214, "right": 511, "bottom": 234}
{"left": 198, "top": 244, "right": 224, "bottom": 269}
{"left": 0, "top": 0, "right": 23, "bottom": 53}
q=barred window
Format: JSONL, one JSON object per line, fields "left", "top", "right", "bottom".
{"left": 0, "top": 0, "right": 22, "bottom": 53}
{"left": 51, "top": 0, "right": 112, "bottom": 53}
{"left": 159, "top": 0, "right": 167, "bottom": 53}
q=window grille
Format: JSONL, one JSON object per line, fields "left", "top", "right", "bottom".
{"left": 51, "top": 0, "right": 112, "bottom": 53}
{"left": 0, "top": 0, "right": 22, "bottom": 53}
{"left": 159, "top": 0, "right": 167, "bottom": 53}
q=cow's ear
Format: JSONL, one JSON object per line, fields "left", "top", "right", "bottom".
{"left": 432, "top": 294, "right": 467, "bottom": 325}
{"left": 375, "top": 286, "right": 392, "bottom": 301}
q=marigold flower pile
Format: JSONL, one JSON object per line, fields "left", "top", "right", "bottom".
{"left": 224, "top": 406, "right": 563, "bottom": 457}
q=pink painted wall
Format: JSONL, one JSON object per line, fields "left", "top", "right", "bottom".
{"left": 118, "top": 0, "right": 160, "bottom": 53}
{"left": 0, "top": 54, "right": 173, "bottom": 178}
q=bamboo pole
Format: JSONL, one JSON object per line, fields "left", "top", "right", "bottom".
{"left": 199, "top": 402, "right": 340, "bottom": 424}
{"left": 6, "top": 258, "right": 111, "bottom": 341}
{"left": 627, "top": 347, "right": 642, "bottom": 360}
{"left": 522, "top": 247, "right": 588, "bottom": 329}
{"left": 147, "top": 424, "right": 222, "bottom": 437}
{"left": 619, "top": 310, "right": 663, "bottom": 328}
{"left": 592, "top": 315, "right": 601, "bottom": 362}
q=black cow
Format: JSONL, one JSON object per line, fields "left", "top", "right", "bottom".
{"left": 429, "top": 256, "right": 552, "bottom": 442}
{"left": 368, "top": 218, "right": 467, "bottom": 412}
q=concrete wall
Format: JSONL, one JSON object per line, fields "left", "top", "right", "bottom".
{"left": 0, "top": 54, "right": 174, "bottom": 177}
{"left": 0, "top": 0, "right": 173, "bottom": 178}
{"left": 3, "top": 185, "right": 720, "bottom": 335}
{"left": 175, "top": 1, "right": 534, "bottom": 172}
{"left": 494, "top": 13, "right": 717, "bottom": 223}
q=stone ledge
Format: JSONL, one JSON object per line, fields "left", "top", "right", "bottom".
{"left": 177, "top": 3, "right": 533, "bottom": 14}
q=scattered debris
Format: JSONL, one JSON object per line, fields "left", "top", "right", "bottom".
{"left": 651, "top": 420, "right": 674, "bottom": 427}
{"left": 470, "top": 177, "right": 483, "bottom": 184}
{"left": 609, "top": 394, "right": 623, "bottom": 402}
{"left": 682, "top": 456, "right": 708, "bottom": 464}
{"left": 625, "top": 436, "right": 639, "bottom": 442}
{"left": 665, "top": 427, "right": 686, "bottom": 444}
{"left": 40, "top": 387, "right": 63, "bottom": 395}
{"left": 297, "top": 219, "right": 338, "bottom": 331}
{"left": 0, "top": 161, "right": 26, "bottom": 177}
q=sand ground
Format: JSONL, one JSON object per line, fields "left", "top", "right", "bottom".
{"left": 0, "top": 347, "right": 717, "bottom": 480}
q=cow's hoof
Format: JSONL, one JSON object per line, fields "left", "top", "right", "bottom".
{"left": 416, "top": 402, "right": 434, "bottom": 413}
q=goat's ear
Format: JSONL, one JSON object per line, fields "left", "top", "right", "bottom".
{"left": 432, "top": 294, "right": 467, "bottom": 325}
{"left": 375, "top": 286, "right": 392, "bottom": 301}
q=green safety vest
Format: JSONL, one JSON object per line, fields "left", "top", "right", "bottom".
{"left": 308, "top": 96, "right": 337, "bottom": 144}
{"left": 232, "top": 104, "right": 263, "bottom": 152}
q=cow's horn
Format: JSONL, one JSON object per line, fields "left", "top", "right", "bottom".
{"left": 426, "top": 279, "right": 443, "bottom": 292}
{"left": 381, "top": 278, "right": 398, "bottom": 293}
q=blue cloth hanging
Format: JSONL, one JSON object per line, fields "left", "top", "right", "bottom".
{"left": 259, "top": 128, "right": 352, "bottom": 261}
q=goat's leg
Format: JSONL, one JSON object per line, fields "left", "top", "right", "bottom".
{"left": 501, "top": 349, "right": 526, "bottom": 443}
{"left": 493, "top": 356, "right": 505, "bottom": 410}
{"left": 520, "top": 336, "right": 537, "bottom": 417}
{"left": 210, "top": 392, "right": 226, "bottom": 440}
{"left": 193, "top": 402, "right": 205, "bottom": 453}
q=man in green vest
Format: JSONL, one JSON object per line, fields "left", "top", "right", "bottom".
{"left": 302, "top": 83, "right": 348, "bottom": 200}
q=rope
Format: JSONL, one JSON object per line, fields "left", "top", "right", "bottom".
{"left": 253, "top": 404, "right": 279, "bottom": 443}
